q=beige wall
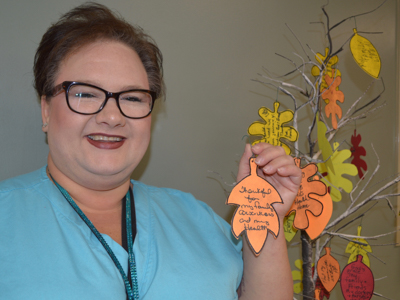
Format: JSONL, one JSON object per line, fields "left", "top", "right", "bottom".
{"left": 0, "top": 0, "right": 398, "bottom": 298}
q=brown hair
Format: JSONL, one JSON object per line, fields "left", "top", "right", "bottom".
{"left": 34, "top": 2, "right": 164, "bottom": 100}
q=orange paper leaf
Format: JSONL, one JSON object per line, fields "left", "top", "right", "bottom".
{"left": 286, "top": 158, "right": 326, "bottom": 230}
{"left": 317, "top": 247, "right": 341, "bottom": 292}
{"left": 305, "top": 189, "right": 332, "bottom": 240}
{"left": 321, "top": 71, "right": 344, "bottom": 129}
{"left": 227, "top": 158, "right": 282, "bottom": 255}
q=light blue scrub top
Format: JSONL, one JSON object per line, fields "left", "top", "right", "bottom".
{"left": 0, "top": 167, "right": 243, "bottom": 299}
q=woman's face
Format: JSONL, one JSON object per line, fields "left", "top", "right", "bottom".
{"left": 41, "top": 41, "right": 152, "bottom": 190}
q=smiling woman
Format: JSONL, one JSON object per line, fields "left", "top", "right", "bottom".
{"left": 0, "top": 3, "right": 301, "bottom": 300}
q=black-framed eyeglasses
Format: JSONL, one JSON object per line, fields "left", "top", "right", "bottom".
{"left": 52, "top": 81, "right": 157, "bottom": 119}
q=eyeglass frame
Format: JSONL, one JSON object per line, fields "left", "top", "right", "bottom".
{"left": 51, "top": 81, "right": 157, "bottom": 119}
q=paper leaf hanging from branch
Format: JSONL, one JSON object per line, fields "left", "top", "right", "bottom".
{"left": 248, "top": 102, "right": 299, "bottom": 155}
{"left": 284, "top": 212, "right": 298, "bottom": 242}
{"left": 311, "top": 48, "right": 341, "bottom": 93}
{"left": 313, "top": 266, "right": 331, "bottom": 300}
{"left": 227, "top": 158, "right": 282, "bottom": 256}
{"left": 317, "top": 120, "right": 358, "bottom": 202}
{"left": 317, "top": 247, "right": 341, "bottom": 292}
{"left": 286, "top": 158, "right": 326, "bottom": 230}
{"left": 350, "top": 129, "right": 368, "bottom": 179}
{"left": 350, "top": 28, "right": 381, "bottom": 79}
{"left": 340, "top": 255, "right": 374, "bottom": 300}
{"left": 321, "top": 71, "right": 345, "bottom": 129}
{"left": 345, "top": 226, "right": 372, "bottom": 267}
{"left": 305, "top": 185, "right": 332, "bottom": 240}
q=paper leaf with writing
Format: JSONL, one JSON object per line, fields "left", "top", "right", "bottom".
{"left": 317, "top": 247, "right": 340, "bottom": 292}
{"left": 284, "top": 212, "right": 298, "bottom": 242}
{"left": 286, "top": 158, "right": 325, "bottom": 230}
{"left": 248, "top": 102, "right": 298, "bottom": 155}
{"left": 345, "top": 226, "right": 372, "bottom": 267}
{"left": 350, "top": 28, "right": 381, "bottom": 79}
{"left": 311, "top": 47, "right": 342, "bottom": 93}
{"left": 227, "top": 157, "right": 282, "bottom": 256}
{"left": 350, "top": 129, "right": 367, "bottom": 179}
{"left": 292, "top": 259, "right": 304, "bottom": 294}
{"left": 340, "top": 255, "right": 374, "bottom": 300}
{"left": 321, "top": 71, "right": 344, "bottom": 129}
{"left": 306, "top": 188, "right": 332, "bottom": 240}
{"left": 313, "top": 266, "right": 331, "bottom": 300}
{"left": 318, "top": 142, "right": 358, "bottom": 202}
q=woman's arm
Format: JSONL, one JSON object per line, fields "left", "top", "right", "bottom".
{"left": 237, "top": 143, "right": 301, "bottom": 300}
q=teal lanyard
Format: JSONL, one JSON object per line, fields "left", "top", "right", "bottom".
{"left": 50, "top": 175, "right": 139, "bottom": 300}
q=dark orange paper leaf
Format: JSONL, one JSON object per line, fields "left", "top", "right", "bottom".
{"left": 227, "top": 158, "right": 282, "bottom": 256}
{"left": 286, "top": 158, "right": 326, "bottom": 230}
{"left": 313, "top": 266, "right": 331, "bottom": 300}
{"left": 321, "top": 71, "right": 344, "bottom": 129}
{"left": 317, "top": 247, "right": 340, "bottom": 292}
{"left": 306, "top": 189, "right": 332, "bottom": 240}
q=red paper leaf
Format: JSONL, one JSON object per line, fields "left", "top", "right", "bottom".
{"left": 350, "top": 129, "right": 367, "bottom": 179}
{"left": 340, "top": 255, "right": 374, "bottom": 300}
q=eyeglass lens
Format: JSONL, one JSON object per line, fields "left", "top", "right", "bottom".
{"left": 68, "top": 84, "right": 152, "bottom": 118}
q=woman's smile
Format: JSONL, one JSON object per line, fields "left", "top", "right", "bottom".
{"left": 86, "top": 134, "right": 126, "bottom": 150}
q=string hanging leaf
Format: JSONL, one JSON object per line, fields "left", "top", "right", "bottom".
{"left": 345, "top": 226, "right": 372, "bottom": 267}
{"left": 321, "top": 70, "right": 345, "bottom": 130}
{"left": 286, "top": 158, "right": 326, "bottom": 230}
{"left": 317, "top": 247, "right": 341, "bottom": 292}
{"left": 317, "top": 120, "right": 358, "bottom": 202}
{"left": 350, "top": 129, "right": 368, "bottom": 179}
{"left": 248, "top": 102, "right": 298, "bottom": 155}
{"left": 311, "top": 47, "right": 342, "bottom": 93}
{"left": 350, "top": 28, "right": 381, "bottom": 79}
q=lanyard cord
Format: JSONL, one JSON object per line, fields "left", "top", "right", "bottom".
{"left": 50, "top": 175, "right": 139, "bottom": 300}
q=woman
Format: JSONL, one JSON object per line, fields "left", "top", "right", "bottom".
{"left": 0, "top": 3, "right": 301, "bottom": 299}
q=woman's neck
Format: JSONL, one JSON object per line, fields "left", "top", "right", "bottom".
{"left": 47, "top": 157, "right": 131, "bottom": 246}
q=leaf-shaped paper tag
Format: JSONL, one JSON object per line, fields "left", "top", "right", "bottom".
{"left": 284, "top": 212, "right": 298, "bottom": 242}
{"left": 345, "top": 226, "right": 372, "bottom": 267}
{"left": 286, "top": 158, "right": 326, "bottom": 230}
{"left": 248, "top": 102, "right": 299, "bottom": 155}
{"left": 227, "top": 158, "right": 282, "bottom": 255}
{"left": 340, "top": 255, "right": 374, "bottom": 300}
{"left": 350, "top": 28, "right": 381, "bottom": 79}
{"left": 305, "top": 188, "right": 332, "bottom": 240}
{"left": 317, "top": 247, "right": 340, "bottom": 292}
{"left": 350, "top": 129, "right": 367, "bottom": 179}
{"left": 310, "top": 47, "right": 342, "bottom": 93}
{"left": 321, "top": 71, "right": 345, "bottom": 129}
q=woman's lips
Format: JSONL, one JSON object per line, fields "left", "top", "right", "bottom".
{"left": 86, "top": 134, "right": 125, "bottom": 149}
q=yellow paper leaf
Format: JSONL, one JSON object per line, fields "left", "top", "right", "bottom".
{"left": 310, "top": 47, "right": 342, "bottom": 93}
{"left": 248, "top": 102, "right": 299, "bottom": 155}
{"left": 350, "top": 28, "right": 381, "bottom": 79}
{"left": 292, "top": 259, "right": 304, "bottom": 293}
{"left": 345, "top": 226, "right": 372, "bottom": 267}
{"left": 284, "top": 212, "right": 298, "bottom": 242}
{"left": 317, "top": 120, "right": 358, "bottom": 202}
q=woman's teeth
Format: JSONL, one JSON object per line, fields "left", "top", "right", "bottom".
{"left": 88, "top": 135, "right": 122, "bottom": 142}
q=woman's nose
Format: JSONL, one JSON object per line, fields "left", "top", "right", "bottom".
{"left": 95, "top": 98, "right": 126, "bottom": 127}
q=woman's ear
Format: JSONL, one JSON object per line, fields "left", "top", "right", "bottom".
{"left": 41, "top": 95, "right": 50, "bottom": 133}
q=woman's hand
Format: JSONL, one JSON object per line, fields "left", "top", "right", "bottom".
{"left": 237, "top": 143, "right": 301, "bottom": 218}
